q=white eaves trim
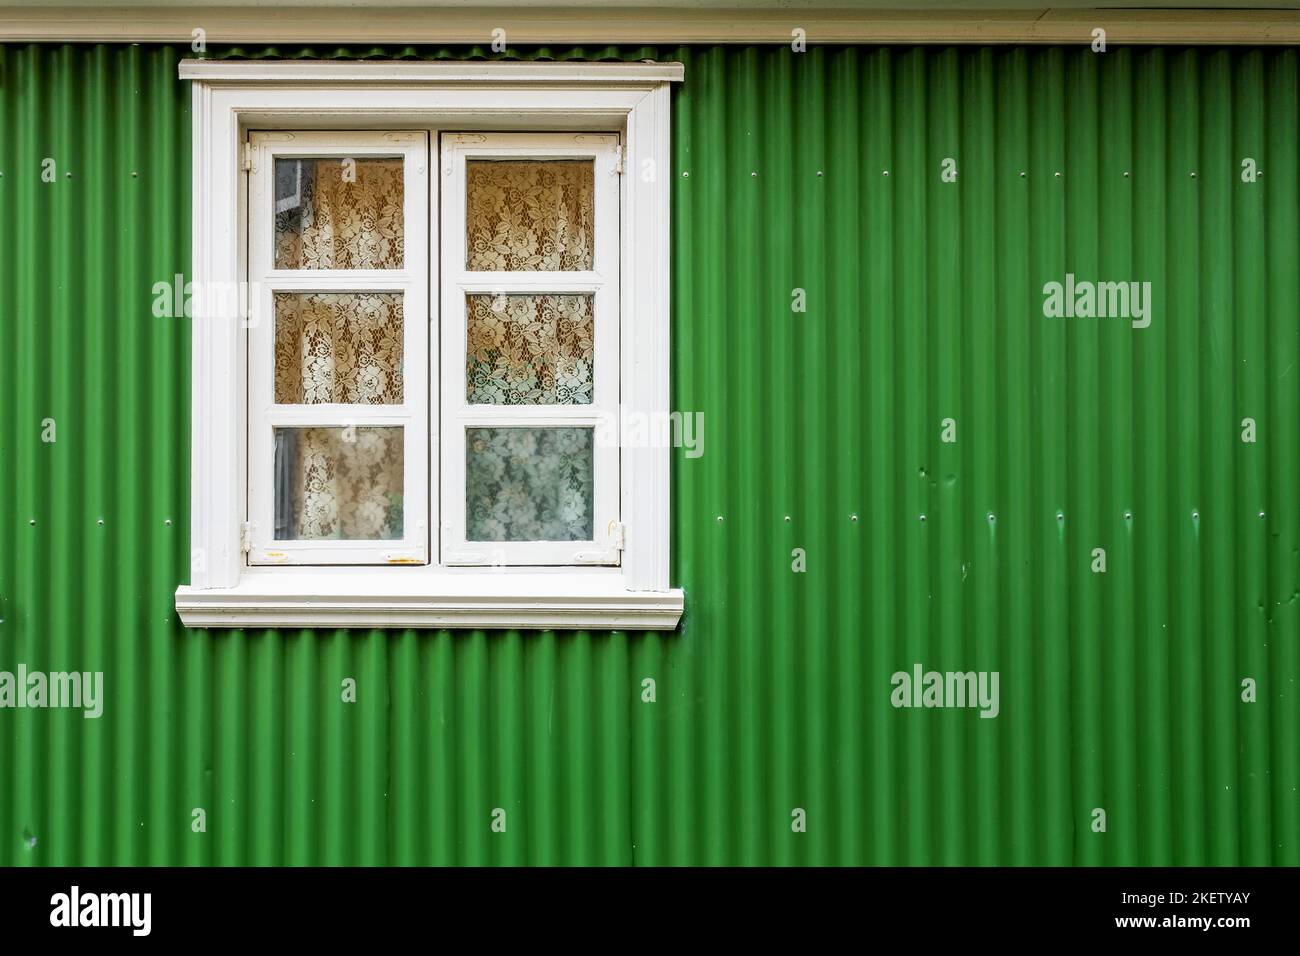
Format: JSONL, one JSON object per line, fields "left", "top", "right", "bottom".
{"left": 178, "top": 59, "right": 685, "bottom": 85}
{"left": 176, "top": 572, "right": 684, "bottom": 631}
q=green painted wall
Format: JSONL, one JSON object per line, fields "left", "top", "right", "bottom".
{"left": 0, "top": 42, "right": 1297, "bottom": 865}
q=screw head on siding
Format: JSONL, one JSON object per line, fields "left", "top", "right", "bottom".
{"left": 850, "top": 514, "right": 858, "bottom": 523}
{"left": 816, "top": 170, "right": 823, "bottom": 177}
{"left": 164, "top": 518, "right": 173, "bottom": 526}
{"left": 1192, "top": 510, "right": 1200, "bottom": 521}
{"left": 883, "top": 170, "right": 890, "bottom": 177}
{"left": 784, "top": 515, "right": 791, "bottom": 523}
{"left": 28, "top": 518, "right": 35, "bottom": 526}
{"left": 918, "top": 513, "right": 927, "bottom": 522}
{"left": 1124, "top": 511, "right": 1134, "bottom": 522}
{"left": 97, "top": 518, "right": 104, "bottom": 526}
{"left": 987, "top": 513, "right": 996, "bottom": 524}
{"left": 1190, "top": 171, "right": 1197, "bottom": 178}
{"left": 1056, "top": 511, "right": 1065, "bottom": 523}
{"left": 751, "top": 171, "right": 758, "bottom": 178}
{"left": 1123, "top": 171, "right": 1130, "bottom": 178}
{"left": 681, "top": 171, "right": 689, "bottom": 178}
{"left": 1019, "top": 171, "right": 1026, "bottom": 178}
{"left": 716, "top": 515, "right": 724, "bottom": 523}
{"left": 1054, "top": 171, "right": 1061, "bottom": 178}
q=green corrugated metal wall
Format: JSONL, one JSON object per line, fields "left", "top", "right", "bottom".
{"left": 0, "top": 42, "right": 1297, "bottom": 865}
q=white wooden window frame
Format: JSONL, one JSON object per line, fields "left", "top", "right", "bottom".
{"left": 247, "top": 130, "right": 429, "bottom": 566}
{"left": 441, "top": 133, "right": 620, "bottom": 567}
{"left": 174, "top": 60, "right": 683, "bottom": 631}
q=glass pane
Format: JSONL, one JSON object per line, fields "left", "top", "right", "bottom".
{"left": 466, "top": 427, "right": 593, "bottom": 542}
{"left": 274, "top": 426, "right": 404, "bottom": 540}
{"left": 274, "top": 157, "right": 404, "bottom": 270}
{"left": 466, "top": 294, "right": 593, "bottom": 405}
{"left": 466, "top": 160, "right": 594, "bottom": 271}
{"left": 274, "top": 292, "right": 403, "bottom": 404}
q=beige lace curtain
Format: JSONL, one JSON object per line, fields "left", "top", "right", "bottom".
{"left": 273, "top": 160, "right": 406, "bottom": 540}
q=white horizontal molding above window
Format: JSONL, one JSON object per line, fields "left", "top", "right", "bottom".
{"left": 180, "top": 59, "right": 681, "bottom": 631}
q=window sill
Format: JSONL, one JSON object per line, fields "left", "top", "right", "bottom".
{"left": 175, "top": 570, "right": 684, "bottom": 631}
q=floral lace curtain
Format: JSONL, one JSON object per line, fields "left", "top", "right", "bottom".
{"left": 465, "top": 160, "right": 594, "bottom": 271}
{"left": 466, "top": 294, "right": 593, "bottom": 405}
{"left": 276, "top": 427, "right": 404, "bottom": 540}
{"left": 274, "top": 157, "right": 404, "bottom": 270}
{"left": 272, "top": 159, "right": 407, "bottom": 541}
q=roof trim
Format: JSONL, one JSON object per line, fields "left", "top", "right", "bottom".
{"left": 4, "top": 8, "right": 1300, "bottom": 45}
{"left": 179, "top": 59, "right": 685, "bottom": 83}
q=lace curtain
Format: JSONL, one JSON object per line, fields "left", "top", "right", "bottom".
{"left": 272, "top": 161, "right": 406, "bottom": 540}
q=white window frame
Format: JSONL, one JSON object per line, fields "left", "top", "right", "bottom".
{"left": 440, "top": 132, "right": 621, "bottom": 567}
{"left": 174, "top": 60, "right": 683, "bottom": 631}
{"left": 247, "top": 130, "right": 429, "bottom": 566}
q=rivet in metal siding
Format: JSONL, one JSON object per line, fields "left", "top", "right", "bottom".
{"left": 164, "top": 518, "right": 172, "bottom": 526}
{"left": 716, "top": 515, "right": 724, "bottom": 523}
{"left": 918, "top": 513, "right": 927, "bottom": 522}
{"left": 784, "top": 515, "right": 791, "bottom": 523}
{"left": 816, "top": 170, "right": 823, "bottom": 177}
{"left": 850, "top": 514, "right": 858, "bottom": 523}
{"left": 97, "top": 518, "right": 104, "bottom": 526}
{"left": 681, "top": 171, "right": 689, "bottom": 178}
{"left": 132, "top": 171, "right": 139, "bottom": 178}
{"left": 987, "top": 513, "right": 996, "bottom": 524}
{"left": 1019, "top": 171, "right": 1026, "bottom": 178}
{"left": 1124, "top": 511, "right": 1133, "bottom": 522}
{"left": 1054, "top": 171, "right": 1061, "bottom": 178}
{"left": 882, "top": 170, "right": 890, "bottom": 177}
{"left": 1056, "top": 511, "right": 1065, "bottom": 523}
{"left": 1123, "top": 171, "right": 1130, "bottom": 178}
{"left": 65, "top": 171, "right": 72, "bottom": 178}
{"left": 1192, "top": 510, "right": 1200, "bottom": 521}
{"left": 751, "top": 171, "right": 758, "bottom": 178}
{"left": 1191, "top": 171, "right": 1198, "bottom": 178}
{"left": 1259, "top": 511, "right": 1266, "bottom": 519}
{"left": 28, "top": 518, "right": 35, "bottom": 526}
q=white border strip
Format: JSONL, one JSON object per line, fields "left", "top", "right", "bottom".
{"left": 179, "top": 60, "right": 685, "bottom": 83}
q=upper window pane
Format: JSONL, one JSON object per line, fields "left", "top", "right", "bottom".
{"left": 466, "top": 160, "right": 594, "bottom": 271}
{"left": 274, "top": 157, "right": 404, "bottom": 270}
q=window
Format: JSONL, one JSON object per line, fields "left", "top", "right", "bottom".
{"left": 175, "top": 61, "right": 683, "bottom": 630}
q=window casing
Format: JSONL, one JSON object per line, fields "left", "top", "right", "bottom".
{"left": 174, "top": 60, "right": 682, "bottom": 630}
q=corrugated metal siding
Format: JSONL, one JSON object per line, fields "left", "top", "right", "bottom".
{"left": 0, "top": 42, "right": 1297, "bottom": 866}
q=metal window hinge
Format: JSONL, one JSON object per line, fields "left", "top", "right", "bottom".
{"left": 240, "top": 521, "right": 254, "bottom": 553}
{"left": 610, "top": 521, "right": 626, "bottom": 551}
{"left": 613, "top": 145, "right": 625, "bottom": 175}
{"left": 242, "top": 142, "right": 254, "bottom": 173}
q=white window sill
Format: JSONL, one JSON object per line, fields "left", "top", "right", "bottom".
{"left": 175, "top": 570, "right": 684, "bottom": 631}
